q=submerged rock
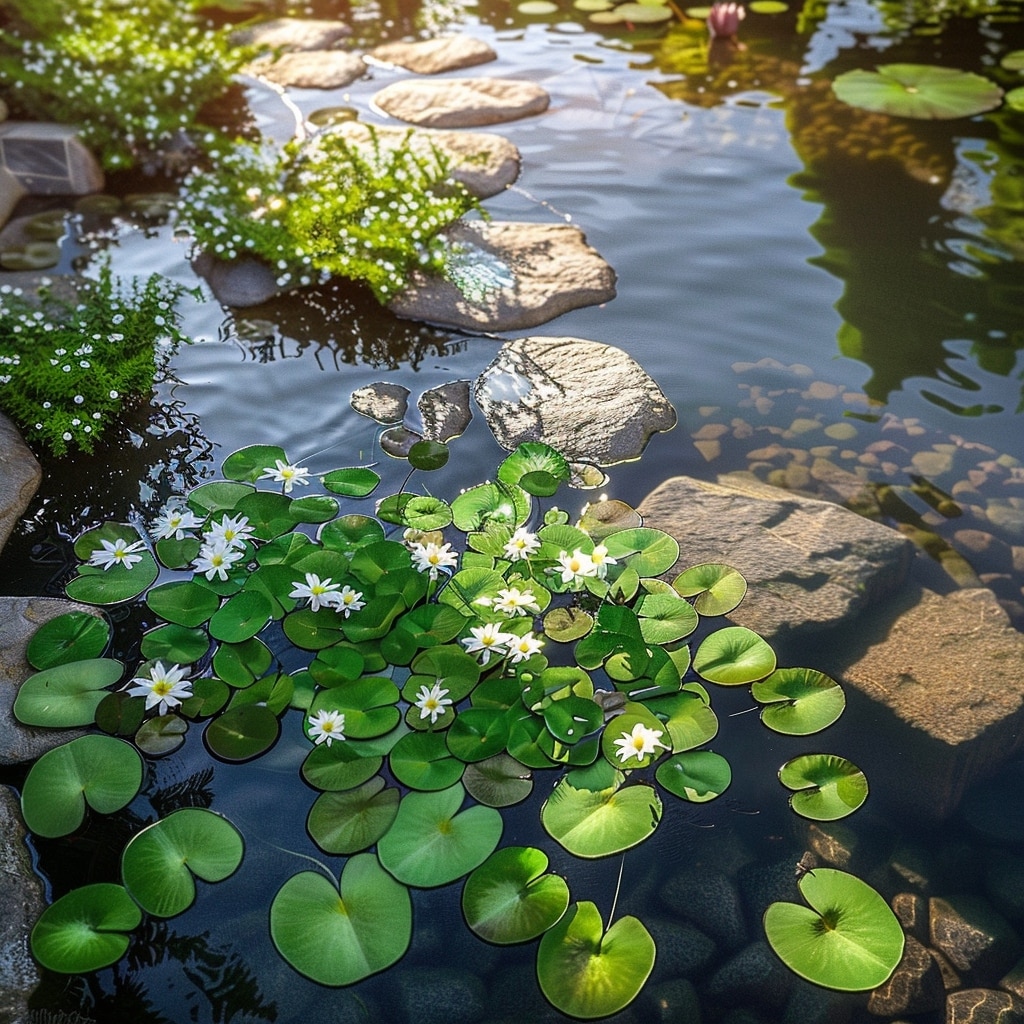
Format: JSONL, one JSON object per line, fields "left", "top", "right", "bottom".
{"left": 372, "top": 77, "right": 550, "bottom": 128}
{"left": 192, "top": 251, "right": 286, "bottom": 309}
{"left": 0, "top": 414, "right": 41, "bottom": 556}
{"left": 0, "top": 122, "right": 104, "bottom": 195}
{"left": 945, "top": 987, "right": 1024, "bottom": 1024}
{"left": 867, "top": 936, "right": 946, "bottom": 1016}
{"left": 230, "top": 17, "right": 352, "bottom": 51}
{"left": 368, "top": 36, "right": 497, "bottom": 74}
{"left": 929, "top": 895, "right": 1022, "bottom": 980}
{"left": 247, "top": 50, "right": 366, "bottom": 89}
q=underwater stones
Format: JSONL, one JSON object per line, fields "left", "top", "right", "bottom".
{"left": 867, "top": 936, "right": 946, "bottom": 1016}
{"left": 946, "top": 988, "right": 1024, "bottom": 1024}
{"left": 390, "top": 221, "right": 616, "bottom": 331}
{"left": 704, "top": 940, "right": 794, "bottom": 1012}
{"left": 639, "top": 978, "right": 702, "bottom": 1023}
{"left": 372, "top": 77, "right": 550, "bottom": 128}
{"left": 929, "top": 895, "right": 1023, "bottom": 980}
{"left": 368, "top": 36, "right": 497, "bottom": 75}
{"left": 638, "top": 473, "right": 914, "bottom": 641}
{"left": 192, "top": 251, "right": 285, "bottom": 308}
{"left": 229, "top": 17, "right": 351, "bottom": 52}
{"left": 0, "top": 414, "right": 41, "bottom": 555}
{"left": 0, "top": 122, "right": 104, "bottom": 195}
{"left": 659, "top": 866, "right": 748, "bottom": 952}
{"left": 474, "top": 336, "right": 674, "bottom": 465}
{"left": 389, "top": 967, "right": 486, "bottom": 1024}
{"left": 247, "top": 50, "right": 366, "bottom": 89}
{"left": 0, "top": 785, "right": 44, "bottom": 1022}
{"left": 644, "top": 917, "right": 717, "bottom": 982}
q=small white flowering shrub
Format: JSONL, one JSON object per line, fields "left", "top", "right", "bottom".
{"left": 0, "top": 267, "right": 190, "bottom": 456}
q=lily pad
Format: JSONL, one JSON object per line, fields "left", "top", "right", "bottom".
{"left": 135, "top": 714, "right": 189, "bottom": 757}
{"left": 222, "top": 445, "right": 289, "bottom": 483}
{"left": 463, "top": 753, "right": 534, "bottom": 807}
{"left": 518, "top": 0, "right": 559, "bottom": 12}
{"left": 615, "top": 3, "right": 673, "bottom": 20}
{"left": 26, "top": 612, "right": 110, "bottom": 669}
{"left": 752, "top": 668, "right": 846, "bottom": 735}
{"left": 832, "top": 64, "right": 1004, "bottom": 120}
{"left": 779, "top": 753, "right": 869, "bottom": 821}
{"left": 204, "top": 703, "right": 280, "bottom": 762}
{"left": 145, "top": 581, "right": 220, "bottom": 628}
{"left": 14, "top": 658, "right": 123, "bottom": 727}
{"left": 693, "top": 626, "right": 776, "bottom": 685}
{"left": 764, "top": 868, "right": 904, "bottom": 991}
{"left": 308, "top": 777, "right": 400, "bottom": 855}
{"left": 389, "top": 729, "right": 465, "bottom": 791}
{"left": 672, "top": 563, "right": 747, "bottom": 616}
{"left": 655, "top": 750, "right": 731, "bottom": 802}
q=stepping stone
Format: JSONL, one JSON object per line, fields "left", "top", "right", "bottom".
{"left": 0, "top": 166, "right": 26, "bottom": 235}
{"left": 192, "top": 250, "right": 284, "bottom": 309}
{"left": 0, "top": 122, "right": 104, "bottom": 195}
{"left": 368, "top": 36, "right": 496, "bottom": 75}
{"left": 247, "top": 50, "right": 366, "bottom": 89}
{"left": 0, "top": 413, "right": 41, "bottom": 554}
{"left": 230, "top": 17, "right": 351, "bottom": 51}
{"left": 389, "top": 220, "right": 615, "bottom": 331}
{"left": 372, "top": 77, "right": 550, "bottom": 128}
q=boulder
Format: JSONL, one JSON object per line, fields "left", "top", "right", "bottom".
{"left": 705, "top": 941, "right": 794, "bottom": 1012}
{"left": 246, "top": 50, "right": 366, "bottom": 89}
{"left": 867, "top": 936, "right": 946, "bottom": 1016}
{"left": 372, "top": 77, "right": 550, "bottom": 128}
{"left": 192, "top": 251, "right": 287, "bottom": 309}
{"left": 929, "top": 895, "right": 1022, "bottom": 980}
{"left": 0, "top": 165, "right": 25, "bottom": 232}
{"left": 230, "top": 17, "right": 351, "bottom": 51}
{"left": 368, "top": 36, "right": 497, "bottom": 74}
{"left": 474, "top": 336, "right": 674, "bottom": 465}
{"left": 0, "top": 122, "right": 104, "bottom": 195}
{"left": 0, "top": 414, "right": 41, "bottom": 556}
{"left": 946, "top": 988, "right": 1024, "bottom": 1024}
{"left": 390, "top": 221, "right": 616, "bottom": 331}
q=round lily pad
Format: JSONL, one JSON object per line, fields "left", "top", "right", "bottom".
{"left": 672, "top": 563, "right": 747, "bottom": 616}
{"left": 26, "top": 612, "right": 110, "bottom": 669}
{"left": 204, "top": 703, "right": 280, "bottom": 762}
{"left": 145, "top": 581, "right": 220, "bottom": 629}
{"left": 779, "top": 753, "right": 868, "bottom": 820}
{"left": 463, "top": 753, "right": 534, "bottom": 807}
{"left": 752, "top": 668, "right": 846, "bottom": 735}
{"left": 693, "top": 626, "right": 776, "bottom": 685}
{"left": 1006, "top": 87, "right": 1024, "bottom": 113}
{"left": 136, "top": 713, "right": 189, "bottom": 757}
{"left": 832, "top": 64, "right": 1004, "bottom": 120}
{"left": 614, "top": 3, "right": 673, "bottom": 20}
{"left": 14, "top": 658, "right": 123, "bottom": 727}
{"left": 1001, "top": 50, "right": 1024, "bottom": 71}
{"left": 308, "top": 777, "right": 400, "bottom": 855}
{"left": 749, "top": 0, "right": 787, "bottom": 11}
{"left": 655, "top": 750, "right": 731, "bottom": 802}
{"left": 518, "top": 0, "right": 559, "bottom": 13}
{"left": 389, "top": 730, "right": 465, "bottom": 790}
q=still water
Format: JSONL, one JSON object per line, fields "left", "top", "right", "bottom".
{"left": 5, "top": 0, "right": 1024, "bottom": 1021}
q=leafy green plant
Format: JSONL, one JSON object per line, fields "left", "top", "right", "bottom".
{"left": 0, "top": 267, "right": 191, "bottom": 456}
{"left": 16, "top": 438, "right": 895, "bottom": 1014}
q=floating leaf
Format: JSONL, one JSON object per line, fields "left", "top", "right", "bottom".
{"left": 303, "top": 739, "right": 384, "bottom": 793}
{"left": 66, "top": 550, "right": 159, "bottom": 605}
{"left": 389, "top": 730, "right": 465, "bottom": 790}
{"left": 26, "top": 612, "right": 110, "bottom": 669}
{"left": 1006, "top": 86, "right": 1024, "bottom": 112}
{"left": 752, "top": 668, "right": 846, "bottom": 735}
{"left": 451, "top": 481, "right": 530, "bottom": 532}
{"left": 498, "top": 443, "right": 570, "bottom": 496}
{"left": 693, "top": 626, "right": 776, "bottom": 685}
{"left": 672, "top": 563, "right": 747, "bottom": 616}
{"left": 446, "top": 708, "right": 511, "bottom": 762}
{"left": 749, "top": 0, "right": 787, "bottom": 10}
{"left": 518, "top": 0, "right": 558, "bottom": 12}
{"left": 634, "top": 592, "right": 698, "bottom": 644}
{"left": 289, "top": 495, "right": 340, "bottom": 524}
{"left": 408, "top": 440, "right": 450, "bottom": 471}
{"left": 14, "top": 659, "right": 123, "bottom": 727}
{"left": 463, "top": 753, "right": 534, "bottom": 807}
{"left": 614, "top": 3, "right": 672, "bottom": 20}
{"left": 94, "top": 691, "right": 146, "bottom": 736}
{"left": 602, "top": 528, "right": 679, "bottom": 576}
{"left": 779, "top": 753, "right": 868, "bottom": 821}
{"left": 1001, "top": 49, "right": 1024, "bottom": 71}
{"left": 656, "top": 750, "right": 731, "bottom": 802}
{"left": 122, "top": 809, "right": 244, "bottom": 917}
{"left": 308, "top": 777, "right": 400, "bottom": 855}
{"left": 764, "top": 869, "right": 904, "bottom": 991}
{"left": 209, "top": 590, "right": 272, "bottom": 643}
{"left": 141, "top": 623, "right": 209, "bottom": 665}
{"left": 648, "top": 689, "right": 718, "bottom": 751}
{"left": 222, "top": 445, "right": 288, "bottom": 483}
{"left": 213, "top": 637, "right": 272, "bottom": 688}
{"left": 543, "top": 606, "right": 594, "bottom": 642}
{"left": 135, "top": 714, "right": 188, "bottom": 757}
{"left": 187, "top": 480, "right": 254, "bottom": 517}
{"left": 204, "top": 703, "right": 280, "bottom": 762}
{"left": 319, "top": 515, "right": 386, "bottom": 555}
{"left": 146, "top": 581, "right": 220, "bottom": 628}
{"left": 832, "top": 64, "right": 1003, "bottom": 120}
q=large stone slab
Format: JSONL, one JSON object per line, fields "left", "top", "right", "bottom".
{"left": 0, "top": 165, "right": 25, "bottom": 232}
{"left": 230, "top": 17, "right": 351, "bottom": 51}
{"left": 0, "top": 122, "right": 104, "bottom": 195}
{"left": 638, "top": 472, "right": 914, "bottom": 641}
{"left": 368, "top": 36, "right": 496, "bottom": 75}
{"left": 389, "top": 220, "right": 616, "bottom": 331}
{"left": 0, "top": 414, "right": 41, "bottom": 556}
{"left": 372, "top": 77, "right": 550, "bottom": 128}
{"left": 247, "top": 50, "right": 366, "bottom": 89}
{"left": 474, "top": 336, "right": 675, "bottom": 464}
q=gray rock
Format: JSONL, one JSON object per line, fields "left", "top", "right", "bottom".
{"left": 0, "top": 165, "right": 25, "bottom": 231}
{"left": 390, "top": 967, "right": 486, "bottom": 1024}
{"left": 324, "top": 121, "right": 520, "bottom": 199}
{"left": 637, "top": 473, "right": 914, "bottom": 642}
{"left": 192, "top": 251, "right": 287, "bottom": 309}
{"left": 946, "top": 988, "right": 1024, "bottom": 1024}
{"left": 0, "top": 122, "right": 104, "bottom": 195}
{"left": 230, "top": 17, "right": 351, "bottom": 51}
{"left": 0, "top": 414, "right": 41, "bottom": 555}
{"left": 0, "top": 785, "right": 44, "bottom": 1023}
{"left": 893, "top": 892, "right": 930, "bottom": 943}
{"left": 930, "top": 895, "right": 1023, "bottom": 980}
{"left": 474, "top": 336, "right": 674, "bottom": 466}
{"left": 369, "top": 36, "right": 497, "bottom": 74}
{"left": 247, "top": 50, "right": 366, "bottom": 89}
{"left": 783, "top": 980, "right": 857, "bottom": 1024}
{"left": 1000, "top": 957, "right": 1024, "bottom": 1001}
{"left": 0, "top": 597, "right": 102, "bottom": 765}
{"left": 867, "top": 936, "right": 946, "bottom": 1016}
{"left": 986, "top": 851, "right": 1024, "bottom": 923}
{"left": 704, "top": 940, "right": 793, "bottom": 1012}
{"left": 659, "top": 866, "right": 748, "bottom": 952}
{"left": 372, "top": 77, "right": 550, "bottom": 128}
{"left": 645, "top": 917, "right": 717, "bottom": 982}
{"left": 639, "top": 978, "right": 702, "bottom": 1023}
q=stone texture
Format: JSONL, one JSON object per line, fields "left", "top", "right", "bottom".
{"left": 893, "top": 892, "right": 931, "bottom": 943}
{"left": 390, "top": 220, "right": 616, "bottom": 331}
{"left": 659, "top": 865, "right": 748, "bottom": 952}
{"left": 0, "top": 122, "right": 104, "bottom": 195}
{"left": 474, "top": 336, "right": 674, "bottom": 466}
{"left": 230, "top": 17, "right": 351, "bottom": 51}
{"left": 0, "top": 786, "right": 44, "bottom": 1023}
{"left": 638, "top": 473, "right": 914, "bottom": 641}
{"left": 0, "top": 414, "right": 41, "bottom": 555}
{"left": 930, "top": 895, "right": 1023, "bottom": 980}
{"left": 247, "top": 50, "right": 366, "bottom": 89}
{"left": 644, "top": 917, "right": 717, "bottom": 982}
{"left": 0, "top": 597, "right": 102, "bottom": 765}
{"left": 0, "top": 165, "right": 25, "bottom": 231}
{"left": 946, "top": 988, "right": 1024, "bottom": 1024}
{"left": 192, "top": 251, "right": 286, "bottom": 309}
{"left": 368, "top": 35, "right": 497, "bottom": 74}
{"left": 987, "top": 851, "right": 1024, "bottom": 923}
{"left": 705, "top": 941, "right": 794, "bottom": 1012}
{"left": 867, "top": 936, "right": 946, "bottom": 1016}
{"left": 325, "top": 121, "right": 520, "bottom": 199}
{"left": 372, "top": 77, "right": 550, "bottom": 128}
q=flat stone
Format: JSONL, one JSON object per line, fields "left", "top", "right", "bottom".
{"left": 372, "top": 77, "right": 550, "bottom": 128}
{"left": 230, "top": 17, "right": 351, "bottom": 51}
{"left": 0, "top": 597, "right": 102, "bottom": 765}
{"left": 705, "top": 941, "right": 794, "bottom": 1012}
{"left": 324, "top": 121, "right": 520, "bottom": 199}
{"left": 638, "top": 472, "right": 914, "bottom": 642}
{"left": 368, "top": 35, "right": 496, "bottom": 74}
{"left": 0, "top": 786, "right": 44, "bottom": 1022}
{"left": 660, "top": 865, "right": 748, "bottom": 952}
{"left": 390, "top": 220, "right": 616, "bottom": 331}
{"left": 246, "top": 50, "right": 366, "bottom": 89}
{"left": 0, "top": 414, "right": 41, "bottom": 556}
{"left": 0, "top": 122, "right": 104, "bottom": 195}
{"left": 474, "top": 336, "right": 675, "bottom": 466}
{"left": 946, "top": 988, "right": 1024, "bottom": 1024}
{"left": 0, "top": 166, "right": 25, "bottom": 231}
{"left": 867, "top": 936, "right": 946, "bottom": 1016}
{"left": 930, "top": 895, "right": 1022, "bottom": 979}
{"left": 192, "top": 251, "right": 286, "bottom": 309}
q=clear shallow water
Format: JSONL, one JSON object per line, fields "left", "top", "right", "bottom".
{"left": 5, "top": 2, "right": 1024, "bottom": 1021}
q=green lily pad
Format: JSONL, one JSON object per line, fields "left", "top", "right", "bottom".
{"left": 308, "top": 678, "right": 400, "bottom": 739}
{"left": 544, "top": 606, "right": 594, "bottom": 643}
{"left": 615, "top": 3, "right": 672, "bottom": 20}
{"left": 518, "top": 0, "right": 559, "bottom": 12}
{"left": 140, "top": 623, "right": 209, "bottom": 665}
{"left": 289, "top": 495, "right": 340, "bottom": 524}
{"left": 656, "top": 750, "right": 732, "bottom": 802}
{"left": 749, "top": 0, "right": 787, "bottom": 11}
{"left": 21, "top": 735, "right": 143, "bottom": 838}
{"left": 377, "top": 783, "right": 503, "bottom": 887}
{"left": 764, "top": 868, "right": 904, "bottom": 991}
{"left": 751, "top": 668, "right": 846, "bottom": 735}
{"left": 308, "top": 777, "right": 400, "bottom": 855}
{"left": 321, "top": 468, "right": 382, "bottom": 498}
{"left": 672, "top": 563, "right": 747, "bottom": 616}
{"left": 209, "top": 590, "right": 272, "bottom": 643}
{"left": 14, "top": 658, "right": 123, "bottom": 727}
{"left": 31, "top": 884, "right": 142, "bottom": 974}
{"left": 537, "top": 902, "right": 655, "bottom": 1019}
{"left": 26, "top": 612, "right": 110, "bottom": 669}
{"left": 270, "top": 854, "right": 411, "bottom": 985}
{"left": 223, "top": 445, "right": 289, "bottom": 483}
{"left": 319, "top": 514, "right": 386, "bottom": 555}
{"left": 647, "top": 688, "right": 718, "bottom": 751}
{"left": 693, "top": 626, "right": 776, "bottom": 685}
{"left": 302, "top": 739, "right": 384, "bottom": 792}
{"left": 779, "top": 753, "right": 869, "bottom": 821}
{"left": 135, "top": 714, "right": 189, "bottom": 757}
{"left": 446, "top": 707, "right": 511, "bottom": 762}
{"left": 121, "top": 809, "right": 244, "bottom": 917}
{"left": 463, "top": 753, "right": 534, "bottom": 807}
{"left": 145, "top": 581, "right": 221, "bottom": 628}
{"left": 408, "top": 440, "right": 450, "bottom": 471}
{"left": 204, "top": 703, "right": 280, "bottom": 762}
{"left": 497, "top": 443, "right": 570, "bottom": 495}
{"left": 1001, "top": 50, "right": 1024, "bottom": 71}
{"left": 451, "top": 481, "right": 530, "bottom": 532}
{"left": 832, "top": 64, "right": 1004, "bottom": 120}
{"left": 602, "top": 528, "right": 679, "bottom": 576}
{"left": 463, "top": 846, "right": 570, "bottom": 944}
{"left": 1006, "top": 86, "right": 1024, "bottom": 113}
{"left": 389, "top": 729, "right": 465, "bottom": 790}
{"left": 66, "top": 549, "right": 159, "bottom": 605}
{"left": 634, "top": 592, "right": 699, "bottom": 644}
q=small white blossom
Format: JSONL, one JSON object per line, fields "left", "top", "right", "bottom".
{"left": 590, "top": 544, "right": 618, "bottom": 579}
{"left": 152, "top": 504, "right": 202, "bottom": 541}
{"left": 506, "top": 632, "right": 544, "bottom": 664}
{"left": 193, "top": 541, "right": 244, "bottom": 581}
{"left": 556, "top": 549, "right": 599, "bottom": 584}
{"left": 477, "top": 587, "right": 541, "bottom": 618}
{"left": 414, "top": 682, "right": 452, "bottom": 724}
{"left": 307, "top": 708, "right": 345, "bottom": 746}
{"left": 125, "top": 661, "right": 192, "bottom": 715}
{"left": 289, "top": 573, "right": 341, "bottom": 612}
{"left": 504, "top": 527, "right": 541, "bottom": 561}
{"left": 331, "top": 585, "right": 365, "bottom": 618}
{"left": 259, "top": 459, "right": 311, "bottom": 494}
{"left": 613, "top": 722, "right": 669, "bottom": 764}
{"left": 204, "top": 513, "right": 254, "bottom": 550}
{"left": 461, "top": 622, "right": 515, "bottom": 665}
{"left": 88, "top": 537, "right": 146, "bottom": 571}
{"left": 409, "top": 540, "right": 459, "bottom": 580}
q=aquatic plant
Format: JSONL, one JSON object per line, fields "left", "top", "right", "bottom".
{"left": 832, "top": 64, "right": 1004, "bottom": 120}
{"left": 15, "top": 439, "right": 899, "bottom": 1011}
{"left": 0, "top": 0, "right": 247, "bottom": 170}
{"left": 180, "top": 128, "right": 484, "bottom": 303}
{"left": 0, "top": 267, "right": 191, "bottom": 457}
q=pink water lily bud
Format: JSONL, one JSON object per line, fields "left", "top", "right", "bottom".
{"left": 707, "top": 1, "right": 746, "bottom": 38}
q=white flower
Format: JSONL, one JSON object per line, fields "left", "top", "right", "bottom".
{"left": 308, "top": 708, "right": 345, "bottom": 746}
{"left": 613, "top": 722, "right": 669, "bottom": 764}
{"left": 125, "top": 661, "right": 192, "bottom": 715}
{"left": 152, "top": 504, "right": 202, "bottom": 541}
{"left": 557, "top": 549, "right": 599, "bottom": 584}
{"left": 461, "top": 622, "right": 515, "bottom": 664}
{"left": 506, "top": 632, "right": 544, "bottom": 664}
{"left": 259, "top": 458, "right": 311, "bottom": 494}
{"left": 504, "top": 527, "right": 541, "bottom": 562}
{"left": 289, "top": 573, "right": 341, "bottom": 612}
{"left": 330, "top": 585, "right": 365, "bottom": 618}
{"left": 88, "top": 537, "right": 146, "bottom": 571}
{"left": 409, "top": 540, "right": 459, "bottom": 579}
{"left": 414, "top": 682, "right": 452, "bottom": 724}
{"left": 204, "top": 513, "right": 254, "bottom": 550}
{"left": 478, "top": 587, "right": 541, "bottom": 618}
{"left": 590, "top": 544, "right": 618, "bottom": 579}
{"left": 193, "top": 541, "right": 244, "bottom": 581}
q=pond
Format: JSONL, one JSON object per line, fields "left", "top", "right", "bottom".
{"left": 3, "top": 0, "right": 1024, "bottom": 1021}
